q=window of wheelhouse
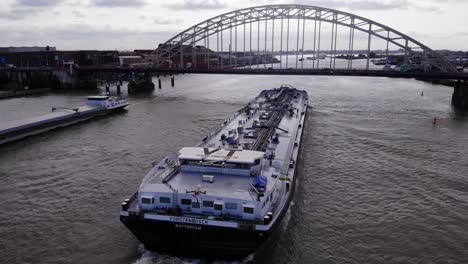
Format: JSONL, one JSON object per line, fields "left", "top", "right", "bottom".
{"left": 243, "top": 206, "right": 254, "bottom": 214}
{"left": 141, "top": 197, "right": 154, "bottom": 204}
{"left": 214, "top": 202, "right": 223, "bottom": 211}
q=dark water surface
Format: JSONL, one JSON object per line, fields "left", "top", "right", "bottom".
{"left": 1, "top": 75, "right": 467, "bottom": 264}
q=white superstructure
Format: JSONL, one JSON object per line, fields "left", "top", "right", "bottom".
{"left": 86, "top": 95, "right": 129, "bottom": 110}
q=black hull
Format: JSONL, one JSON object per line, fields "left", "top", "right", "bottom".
{"left": 121, "top": 215, "right": 269, "bottom": 259}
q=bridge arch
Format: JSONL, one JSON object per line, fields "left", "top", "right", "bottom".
{"left": 146, "top": 4, "right": 455, "bottom": 72}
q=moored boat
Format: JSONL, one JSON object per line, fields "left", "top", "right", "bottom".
{"left": 0, "top": 95, "right": 129, "bottom": 145}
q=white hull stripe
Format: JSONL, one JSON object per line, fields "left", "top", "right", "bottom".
{"left": 142, "top": 214, "right": 240, "bottom": 228}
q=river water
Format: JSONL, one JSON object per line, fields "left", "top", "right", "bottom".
{"left": 1, "top": 69, "right": 468, "bottom": 264}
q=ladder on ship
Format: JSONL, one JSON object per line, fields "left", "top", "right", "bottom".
{"left": 172, "top": 189, "right": 178, "bottom": 210}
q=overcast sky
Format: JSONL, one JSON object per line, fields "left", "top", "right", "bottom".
{"left": 0, "top": 0, "right": 466, "bottom": 51}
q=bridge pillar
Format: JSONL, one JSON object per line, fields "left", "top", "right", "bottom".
{"left": 452, "top": 80, "right": 468, "bottom": 110}
{"left": 0, "top": 71, "right": 9, "bottom": 88}
{"left": 127, "top": 73, "right": 155, "bottom": 94}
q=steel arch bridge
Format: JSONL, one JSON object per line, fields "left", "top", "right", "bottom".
{"left": 143, "top": 4, "right": 456, "bottom": 73}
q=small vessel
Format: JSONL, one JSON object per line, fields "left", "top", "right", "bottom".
{"left": 373, "top": 58, "right": 387, "bottom": 65}
{"left": 120, "top": 86, "right": 308, "bottom": 259}
{"left": 298, "top": 58, "right": 305, "bottom": 61}
{"left": 0, "top": 96, "right": 129, "bottom": 145}
{"left": 306, "top": 55, "right": 325, "bottom": 60}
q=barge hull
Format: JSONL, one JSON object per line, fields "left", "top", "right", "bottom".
{"left": 0, "top": 106, "right": 127, "bottom": 145}
{"left": 120, "top": 215, "right": 270, "bottom": 259}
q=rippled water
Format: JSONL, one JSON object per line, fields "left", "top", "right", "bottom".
{"left": 1, "top": 74, "right": 467, "bottom": 264}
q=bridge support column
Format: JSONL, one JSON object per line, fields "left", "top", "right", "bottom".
{"left": 452, "top": 80, "right": 468, "bottom": 110}
{"left": 127, "top": 73, "right": 154, "bottom": 94}
{"left": 171, "top": 76, "right": 174, "bottom": 87}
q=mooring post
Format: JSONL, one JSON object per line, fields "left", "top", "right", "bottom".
{"left": 158, "top": 78, "right": 162, "bottom": 89}
{"left": 171, "top": 76, "right": 174, "bottom": 87}
{"left": 117, "top": 84, "right": 121, "bottom": 95}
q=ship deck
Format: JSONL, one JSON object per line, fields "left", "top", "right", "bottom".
{"left": 0, "top": 105, "right": 100, "bottom": 135}
{"left": 139, "top": 87, "right": 308, "bottom": 202}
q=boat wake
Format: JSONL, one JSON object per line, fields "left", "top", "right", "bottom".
{"left": 133, "top": 244, "right": 255, "bottom": 264}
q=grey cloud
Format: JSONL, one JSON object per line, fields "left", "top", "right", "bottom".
{"left": 295, "top": 0, "right": 439, "bottom": 12}
{"left": 91, "top": 0, "right": 147, "bottom": 7}
{"left": 164, "top": 0, "right": 227, "bottom": 10}
{"left": 154, "top": 18, "right": 183, "bottom": 25}
{"left": 16, "top": 0, "right": 63, "bottom": 7}
{"left": 72, "top": 9, "right": 86, "bottom": 17}
{"left": 1, "top": 0, "right": 64, "bottom": 20}
{"left": 0, "top": 24, "right": 173, "bottom": 50}
{"left": 295, "top": 0, "right": 407, "bottom": 10}
{"left": 0, "top": 8, "right": 41, "bottom": 20}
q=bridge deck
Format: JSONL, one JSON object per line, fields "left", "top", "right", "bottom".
{"left": 73, "top": 67, "right": 468, "bottom": 80}
{"left": 2, "top": 67, "right": 468, "bottom": 80}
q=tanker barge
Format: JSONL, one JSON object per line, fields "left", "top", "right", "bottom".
{"left": 0, "top": 96, "right": 128, "bottom": 145}
{"left": 120, "top": 86, "right": 308, "bottom": 259}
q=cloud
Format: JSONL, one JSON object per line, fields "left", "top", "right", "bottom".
{"left": 0, "top": 0, "right": 64, "bottom": 20}
{"left": 164, "top": 0, "right": 227, "bottom": 10}
{"left": 0, "top": 8, "right": 41, "bottom": 20}
{"left": 0, "top": 23, "right": 174, "bottom": 50}
{"left": 295, "top": 0, "right": 439, "bottom": 12}
{"left": 15, "top": 0, "right": 63, "bottom": 7}
{"left": 91, "top": 0, "right": 147, "bottom": 7}
{"left": 72, "top": 9, "right": 86, "bottom": 18}
{"left": 154, "top": 17, "right": 183, "bottom": 25}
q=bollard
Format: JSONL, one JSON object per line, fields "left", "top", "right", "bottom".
{"left": 171, "top": 76, "right": 174, "bottom": 87}
{"left": 117, "top": 84, "right": 121, "bottom": 95}
{"left": 158, "top": 79, "right": 162, "bottom": 89}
